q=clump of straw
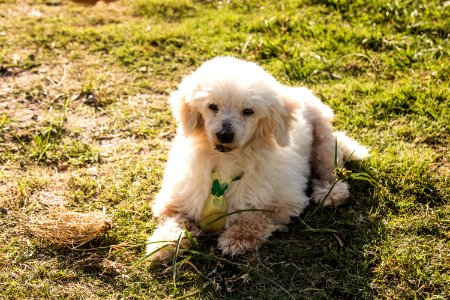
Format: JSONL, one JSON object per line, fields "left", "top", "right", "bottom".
{"left": 25, "top": 206, "right": 112, "bottom": 247}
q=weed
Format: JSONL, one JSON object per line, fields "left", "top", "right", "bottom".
{"left": 30, "top": 129, "right": 52, "bottom": 163}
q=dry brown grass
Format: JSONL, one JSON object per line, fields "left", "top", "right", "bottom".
{"left": 22, "top": 206, "right": 112, "bottom": 247}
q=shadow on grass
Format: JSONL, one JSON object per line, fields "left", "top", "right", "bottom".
{"left": 140, "top": 162, "right": 383, "bottom": 299}
{"left": 26, "top": 156, "right": 447, "bottom": 299}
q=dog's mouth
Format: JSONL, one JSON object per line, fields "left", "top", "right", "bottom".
{"left": 214, "top": 144, "right": 234, "bottom": 153}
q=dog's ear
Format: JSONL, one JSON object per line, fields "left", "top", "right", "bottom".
{"left": 260, "top": 96, "right": 298, "bottom": 147}
{"left": 169, "top": 90, "right": 203, "bottom": 136}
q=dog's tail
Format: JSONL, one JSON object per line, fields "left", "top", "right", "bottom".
{"left": 334, "top": 131, "right": 369, "bottom": 161}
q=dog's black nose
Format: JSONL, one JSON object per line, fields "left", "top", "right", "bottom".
{"left": 216, "top": 123, "right": 234, "bottom": 144}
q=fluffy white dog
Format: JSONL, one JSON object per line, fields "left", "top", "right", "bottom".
{"left": 146, "top": 57, "right": 368, "bottom": 260}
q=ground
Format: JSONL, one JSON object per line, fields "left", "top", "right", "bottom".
{"left": 0, "top": 0, "right": 449, "bottom": 299}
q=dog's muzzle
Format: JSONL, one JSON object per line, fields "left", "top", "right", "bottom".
{"left": 215, "top": 144, "right": 233, "bottom": 153}
{"left": 214, "top": 122, "right": 235, "bottom": 153}
{"left": 215, "top": 122, "right": 234, "bottom": 144}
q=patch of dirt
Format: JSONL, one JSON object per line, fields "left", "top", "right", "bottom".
{"left": 1, "top": 65, "right": 171, "bottom": 210}
{"left": 1, "top": 0, "right": 132, "bottom": 23}
{"left": 0, "top": 166, "right": 70, "bottom": 208}
{"left": 2, "top": 55, "right": 136, "bottom": 136}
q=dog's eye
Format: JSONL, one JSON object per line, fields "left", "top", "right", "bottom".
{"left": 208, "top": 103, "right": 219, "bottom": 112}
{"left": 242, "top": 108, "right": 254, "bottom": 116}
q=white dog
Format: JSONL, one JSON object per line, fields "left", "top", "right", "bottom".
{"left": 146, "top": 57, "right": 368, "bottom": 260}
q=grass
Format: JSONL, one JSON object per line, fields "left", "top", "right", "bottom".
{"left": 0, "top": 0, "right": 449, "bottom": 298}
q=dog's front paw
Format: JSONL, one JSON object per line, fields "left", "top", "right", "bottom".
{"left": 217, "top": 225, "right": 268, "bottom": 256}
{"left": 145, "top": 216, "right": 199, "bottom": 261}
{"left": 218, "top": 234, "right": 258, "bottom": 256}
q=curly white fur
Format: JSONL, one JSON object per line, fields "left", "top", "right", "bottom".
{"left": 146, "top": 57, "right": 368, "bottom": 259}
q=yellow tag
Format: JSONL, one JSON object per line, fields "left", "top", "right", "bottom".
{"left": 199, "top": 193, "right": 227, "bottom": 233}
{"left": 199, "top": 171, "right": 242, "bottom": 233}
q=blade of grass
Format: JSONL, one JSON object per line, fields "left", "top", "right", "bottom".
{"left": 172, "top": 231, "right": 184, "bottom": 286}
{"left": 173, "top": 282, "right": 212, "bottom": 300}
{"left": 184, "top": 228, "right": 199, "bottom": 250}
{"left": 134, "top": 240, "right": 180, "bottom": 267}
{"left": 304, "top": 178, "right": 340, "bottom": 221}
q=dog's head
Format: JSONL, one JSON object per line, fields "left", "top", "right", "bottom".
{"left": 169, "top": 57, "right": 298, "bottom": 153}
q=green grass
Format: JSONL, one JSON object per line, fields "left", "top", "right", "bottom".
{"left": 0, "top": 0, "right": 449, "bottom": 299}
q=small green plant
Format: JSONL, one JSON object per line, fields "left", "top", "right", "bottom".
{"left": 29, "top": 119, "right": 65, "bottom": 164}
{"left": 30, "top": 130, "right": 52, "bottom": 163}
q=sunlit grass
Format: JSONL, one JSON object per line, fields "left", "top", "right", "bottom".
{"left": 0, "top": 0, "right": 448, "bottom": 299}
